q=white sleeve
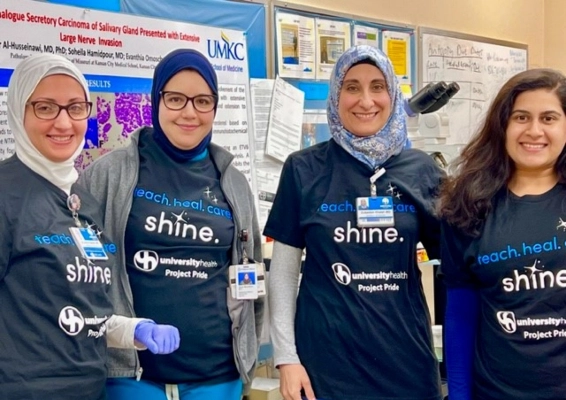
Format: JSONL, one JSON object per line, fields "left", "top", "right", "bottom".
{"left": 268, "top": 241, "right": 303, "bottom": 366}
{"left": 105, "top": 315, "right": 151, "bottom": 349}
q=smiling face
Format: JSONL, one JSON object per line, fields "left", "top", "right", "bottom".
{"left": 338, "top": 63, "right": 392, "bottom": 137}
{"left": 158, "top": 69, "right": 215, "bottom": 150}
{"left": 23, "top": 74, "right": 87, "bottom": 163}
{"left": 505, "top": 88, "right": 566, "bottom": 175}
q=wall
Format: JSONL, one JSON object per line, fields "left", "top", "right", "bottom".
{"left": 544, "top": 0, "right": 566, "bottom": 71}
{"left": 278, "top": 0, "right": 545, "bottom": 68}
{"left": 44, "top": 0, "right": 554, "bottom": 71}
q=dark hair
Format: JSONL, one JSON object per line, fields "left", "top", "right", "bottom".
{"left": 440, "top": 68, "right": 566, "bottom": 236}
{"left": 351, "top": 58, "right": 378, "bottom": 68}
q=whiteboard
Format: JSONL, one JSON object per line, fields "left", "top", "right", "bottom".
{"left": 419, "top": 28, "right": 528, "bottom": 145}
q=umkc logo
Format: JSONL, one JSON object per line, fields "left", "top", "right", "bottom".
{"left": 207, "top": 31, "right": 244, "bottom": 61}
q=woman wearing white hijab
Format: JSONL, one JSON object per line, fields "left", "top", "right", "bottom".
{"left": 264, "top": 46, "right": 444, "bottom": 400}
{"left": 0, "top": 54, "right": 179, "bottom": 400}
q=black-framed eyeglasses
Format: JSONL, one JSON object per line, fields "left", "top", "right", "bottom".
{"left": 27, "top": 101, "right": 92, "bottom": 121}
{"left": 160, "top": 91, "right": 217, "bottom": 113}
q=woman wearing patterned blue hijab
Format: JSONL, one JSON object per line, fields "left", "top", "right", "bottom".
{"left": 264, "top": 45, "right": 444, "bottom": 400}
{"left": 328, "top": 45, "right": 407, "bottom": 170}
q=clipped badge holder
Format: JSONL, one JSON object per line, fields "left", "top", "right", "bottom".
{"left": 230, "top": 262, "right": 266, "bottom": 299}
{"left": 355, "top": 168, "right": 395, "bottom": 228}
{"left": 356, "top": 196, "right": 395, "bottom": 228}
{"left": 235, "top": 263, "right": 258, "bottom": 300}
{"left": 66, "top": 193, "right": 108, "bottom": 261}
{"left": 229, "top": 229, "right": 266, "bottom": 300}
{"left": 69, "top": 227, "right": 108, "bottom": 260}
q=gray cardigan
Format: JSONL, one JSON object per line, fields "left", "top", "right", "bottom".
{"left": 78, "top": 128, "right": 264, "bottom": 386}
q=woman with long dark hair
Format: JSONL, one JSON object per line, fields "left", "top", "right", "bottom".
{"left": 441, "top": 68, "right": 566, "bottom": 399}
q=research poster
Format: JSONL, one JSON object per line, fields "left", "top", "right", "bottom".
{"left": 0, "top": 0, "right": 254, "bottom": 183}
{"left": 275, "top": 11, "right": 316, "bottom": 80}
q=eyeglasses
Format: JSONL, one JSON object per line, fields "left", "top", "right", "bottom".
{"left": 27, "top": 101, "right": 92, "bottom": 121}
{"left": 160, "top": 91, "right": 217, "bottom": 113}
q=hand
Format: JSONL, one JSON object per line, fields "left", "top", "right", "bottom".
{"left": 279, "top": 363, "right": 316, "bottom": 400}
{"left": 134, "top": 321, "right": 180, "bottom": 354}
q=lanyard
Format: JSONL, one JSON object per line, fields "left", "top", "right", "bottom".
{"left": 370, "top": 168, "right": 386, "bottom": 197}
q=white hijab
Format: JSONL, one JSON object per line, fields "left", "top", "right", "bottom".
{"left": 7, "top": 54, "right": 90, "bottom": 195}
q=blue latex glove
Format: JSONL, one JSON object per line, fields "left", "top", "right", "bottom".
{"left": 134, "top": 321, "right": 180, "bottom": 354}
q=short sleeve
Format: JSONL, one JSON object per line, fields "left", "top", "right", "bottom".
{"left": 440, "top": 220, "right": 477, "bottom": 288}
{"left": 417, "top": 161, "right": 444, "bottom": 260}
{"left": 263, "top": 156, "right": 305, "bottom": 249}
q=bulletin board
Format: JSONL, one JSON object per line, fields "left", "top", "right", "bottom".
{"left": 272, "top": 2, "right": 416, "bottom": 99}
{"left": 419, "top": 27, "right": 528, "bottom": 145}
{"left": 270, "top": 1, "right": 417, "bottom": 149}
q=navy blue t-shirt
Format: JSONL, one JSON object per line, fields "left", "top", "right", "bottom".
{"left": 125, "top": 130, "right": 237, "bottom": 384}
{"left": 0, "top": 156, "right": 115, "bottom": 400}
{"left": 264, "top": 140, "right": 443, "bottom": 400}
{"left": 442, "top": 184, "right": 566, "bottom": 399}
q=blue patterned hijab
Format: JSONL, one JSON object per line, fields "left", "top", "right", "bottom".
{"left": 328, "top": 45, "right": 407, "bottom": 170}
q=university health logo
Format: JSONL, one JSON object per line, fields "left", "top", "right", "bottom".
{"left": 59, "top": 306, "right": 85, "bottom": 336}
{"left": 207, "top": 31, "right": 245, "bottom": 61}
{"left": 496, "top": 311, "right": 517, "bottom": 333}
{"left": 133, "top": 250, "right": 159, "bottom": 272}
{"left": 332, "top": 263, "right": 352, "bottom": 285}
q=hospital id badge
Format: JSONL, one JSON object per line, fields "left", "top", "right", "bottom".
{"left": 230, "top": 263, "right": 258, "bottom": 300}
{"left": 356, "top": 196, "right": 395, "bottom": 228}
{"left": 69, "top": 227, "right": 108, "bottom": 260}
{"left": 230, "top": 263, "right": 265, "bottom": 299}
